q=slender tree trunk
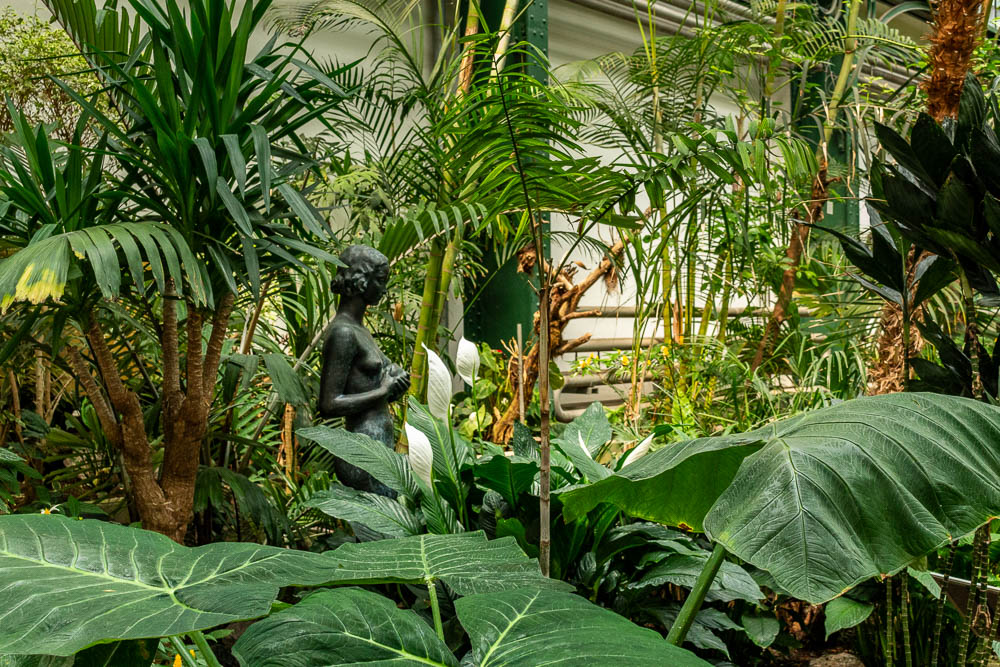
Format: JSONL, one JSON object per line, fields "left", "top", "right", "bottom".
{"left": 752, "top": 0, "right": 861, "bottom": 369}
{"left": 751, "top": 163, "right": 829, "bottom": 370}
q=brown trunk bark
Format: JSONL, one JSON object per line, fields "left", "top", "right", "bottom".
{"left": 868, "top": 248, "right": 926, "bottom": 394}
{"left": 924, "top": 0, "right": 985, "bottom": 121}
{"left": 751, "top": 163, "right": 829, "bottom": 371}
{"left": 63, "top": 292, "right": 234, "bottom": 543}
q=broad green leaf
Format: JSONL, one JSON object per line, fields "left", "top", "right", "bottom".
{"left": 558, "top": 430, "right": 764, "bottom": 530}
{"left": 455, "top": 589, "right": 711, "bottom": 666}
{"left": 0, "top": 515, "right": 325, "bottom": 655}
{"left": 262, "top": 353, "right": 309, "bottom": 406}
{"left": 823, "top": 597, "right": 873, "bottom": 639}
{"left": 560, "top": 402, "right": 612, "bottom": 455}
{"left": 553, "top": 402, "right": 612, "bottom": 482}
{"left": 644, "top": 606, "right": 732, "bottom": 657}
{"left": 406, "top": 400, "right": 470, "bottom": 514}
{"left": 320, "top": 531, "right": 568, "bottom": 595}
{"left": 629, "top": 553, "right": 763, "bottom": 603}
{"left": 473, "top": 455, "right": 538, "bottom": 507}
{"left": 741, "top": 612, "right": 780, "bottom": 647}
{"left": 0, "top": 449, "right": 23, "bottom": 463}
{"left": 705, "top": 393, "right": 1000, "bottom": 602}
{"left": 298, "top": 426, "right": 419, "bottom": 499}
{"left": 907, "top": 566, "right": 941, "bottom": 597}
{"left": 305, "top": 484, "right": 422, "bottom": 537}
{"left": 232, "top": 588, "right": 457, "bottom": 667}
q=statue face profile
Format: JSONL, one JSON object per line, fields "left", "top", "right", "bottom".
{"left": 330, "top": 244, "right": 390, "bottom": 306}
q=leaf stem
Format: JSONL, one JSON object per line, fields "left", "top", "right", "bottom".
{"left": 666, "top": 542, "right": 726, "bottom": 646}
{"left": 189, "top": 630, "right": 223, "bottom": 667}
{"left": 427, "top": 577, "right": 445, "bottom": 642}
{"left": 169, "top": 636, "right": 198, "bottom": 667}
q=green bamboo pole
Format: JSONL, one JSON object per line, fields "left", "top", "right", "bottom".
{"left": 900, "top": 576, "right": 913, "bottom": 667}
{"left": 886, "top": 576, "right": 894, "bottom": 667}
{"left": 666, "top": 543, "right": 727, "bottom": 646}
{"left": 431, "top": 226, "right": 463, "bottom": 347}
{"left": 957, "top": 526, "right": 989, "bottom": 664}
{"left": 409, "top": 239, "right": 445, "bottom": 401}
{"left": 930, "top": 542, "right": 957, "bottom": 666}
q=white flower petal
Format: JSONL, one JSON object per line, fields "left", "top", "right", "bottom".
{"left": 423, "top": 344, "right": 452, "bottom": 421}
{"left": 622, "top": 434, "right": 654, "bottom": 467}
{"left": 405, "top": 422, "right": 434, "bottom": 488}
{"left": 456, "top": 337, "right": 481, "bottom": 385}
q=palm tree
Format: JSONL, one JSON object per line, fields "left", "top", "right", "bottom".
{"left": 0, "top": 0, "right": 353, "bottom": 541}
{"left": 867, "top": 0, "right": 989, "bottom": 394}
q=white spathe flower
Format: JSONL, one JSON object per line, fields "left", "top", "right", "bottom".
{"left": 622, "top": 434, "right": 654, "bottom": 467}
{"left": 405, "top": 422, "right": 434, "bottom": 488}
{"left": 578, "top": 433, "right": 592, "bottom": 459}
{"left": 423, "top": 344, "right": 453, "bottom": 421}
{"left": 456, "top": 337, "right": 481, "bottom": 386}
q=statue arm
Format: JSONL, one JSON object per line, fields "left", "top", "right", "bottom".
{"left": 318, "top": 328, "right": 392, "bottom": 417}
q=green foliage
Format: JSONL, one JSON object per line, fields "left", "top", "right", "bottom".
{"left": 0, "top": 515, "right": 323, "bottom": 655}
{"left": 0, "top": 9, "right": 104, "bottom": 140}
{"left": 564, "top": 393, "right": 1000, "bottom": 602}
{"left": 0, "top": 515, "right": 713, "bottom": 665}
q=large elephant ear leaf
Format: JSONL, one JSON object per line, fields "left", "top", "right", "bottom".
{"left": 558, "top": 428, "right": 768, "bottom": 530}
{"left": 0, "top": 515, "right": 327, "bottom": 655}
{"left": 705, "top": 393, "right": 1000, "bottom": 603}
{"left": 320, "top": 531, "right": 569, "bottom": 595}
{"left": 232, "top": 588, "right": 458, "bottom": 667}
{"left": 298, "top": 426, "right": 419, "bottom": 500}
{"left": 455, "top": 589, "right": 712, "bottom": 666}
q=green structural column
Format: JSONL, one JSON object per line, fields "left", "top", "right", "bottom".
{"left": 465, "top": 0, "right": 549, "bottom": 348}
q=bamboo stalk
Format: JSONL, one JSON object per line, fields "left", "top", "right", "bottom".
{"left": 409, "top": 239, "right": 445, "bottom": 401}
{"left": 931, "top": 541, "right": 957, "bottom": 665}
{"left": 886, "top": 576, "right": 894, "bottom": 667}
{"left": 493, "top": 0, "right": 521, "bottom": 73}
{"left": 901, "top": 576, "right": 913, "bottom": 667}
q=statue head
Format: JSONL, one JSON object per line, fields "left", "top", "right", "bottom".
{"left": 331, "top": 245, "right": 390, "bottom": 305}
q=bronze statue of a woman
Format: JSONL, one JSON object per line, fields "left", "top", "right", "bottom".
{"left": 319, "top": 245, "right": 410, "bottom": 495}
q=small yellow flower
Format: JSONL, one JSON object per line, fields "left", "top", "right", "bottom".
{"left": 660, "top": 345, "right": 669, "bottom": 357}
{"left": 621, "top": 355, "right": 630, "bottom": 367}
{"left": 190, "top": 650, "right": 196, "bottom": 658}
{"left": 39, "top": 508, "right": 51, "bottom": 515}
{"left": 173, "top": 655, "right": 182, "bottom": 667}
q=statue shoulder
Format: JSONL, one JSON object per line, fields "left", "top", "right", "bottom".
{"left": 323, "top": 320, "right": 361, "bottom": 354}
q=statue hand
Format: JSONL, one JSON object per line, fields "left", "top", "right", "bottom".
{"left": 382, "top": 371, "right": 410, "bottom": 402}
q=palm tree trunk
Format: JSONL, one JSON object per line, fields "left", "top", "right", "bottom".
{"left": 868, "top": 0, "right": 985, "bottom": 393}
